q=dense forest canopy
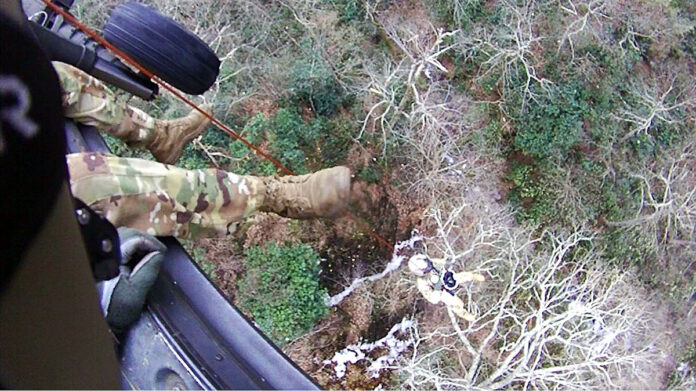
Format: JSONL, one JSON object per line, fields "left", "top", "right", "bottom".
{"left": 78, "top": 0, "right": 695, "bottom": 389}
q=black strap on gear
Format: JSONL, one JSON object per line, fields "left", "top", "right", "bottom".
{"left": 73, "top": 198, "right": 121, "bottom": 281}
{"left": 442, "top": 270, "right": 458, "bottom": 290}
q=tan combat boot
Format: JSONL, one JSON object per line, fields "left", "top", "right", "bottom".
{"left": 148, "top": 104, "right": 212, "bottom": 164}
{"left": 260, "top": 166, "right": 351, "bottom": 219}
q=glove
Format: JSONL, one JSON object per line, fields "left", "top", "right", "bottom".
{"left": 97, "top": 228, "right": 166, "bottom": 334}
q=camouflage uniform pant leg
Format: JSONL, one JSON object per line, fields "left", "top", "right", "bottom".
{"left": 67, "top": 152, "right": 265, "bottom": 239}
{"left": 53, "top": 62, "right": 155, "bottom": 146}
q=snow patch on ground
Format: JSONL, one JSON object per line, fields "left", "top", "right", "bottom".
{"left": 324, "top": 317, "right": 417, "bottom": 379}
{"left": 325, "top": 231, "right": 424, "bottom": 307}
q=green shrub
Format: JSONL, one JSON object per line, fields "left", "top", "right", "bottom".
{"left": 243, "top": 113, "right": 269, "bottom": 144}
{"left": 103, "top": 133, "right": 136, "bottom": 158}
{"left": 311, "top": 115, "right": 353, "bottom": 166}
{"left": 507, "top": 162, "right": 555, "bottom": 226}
{"left": 228, "top": 141, "right": 278, "bottom": 176}
{"left": 512, "top": 82, "right": 590, "bottom": 159}
{"left": 227, "top": 112, "right": 309, "bottom": 175}
{"left": 225, "top": 114, "right": 267, "bottom": 175}
{"left": 228, "top": 109, "right": 352, "bottom": 175}
{"left": 430, "top": 0, "right": 486, "bottom": 30}
{"left": 181, "top": 242, "right": 217, "bottom": 280}
{"left": 237, "top": 242, "right": 329, "bottom": 345}
{"left": 289, "top": 58, "right": 345, "bottom": 116}
{"left": 683, "top": 27, "right": 696, "bottom": 58}
{"left": 357, "top": 163, "right": 382, "bottom": 183}
{"left": 599, "top": 226, "right": 655, "bottom": 270}
{"left": 192, "top": 247, "right": 216, "bottom": 280}
{"left": 627, "top": 118, "right": 685, "bottom": 160}
{"left": 324, "top": 0, "right": 365, "bottom": 23}
{"left": 103, "top": 133, "right": 152, "bottom": 161}
{"left": 268, "top": 108, "right": 311, "bottom": 173}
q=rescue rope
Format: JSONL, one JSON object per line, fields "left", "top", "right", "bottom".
{"left": 41, "top": 0, "right": 396, "bottom": 252}
{"left": 40, "top": 0, "right": 292, "bottom": 175}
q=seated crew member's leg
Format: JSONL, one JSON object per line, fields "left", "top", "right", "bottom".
{"left": 67, "top": 152, "right": 264, "bottom": 239}
{"left": 66, "top": 152, "right": 350, "bottom": 239}
{"left": 53, "top": 62, "right": 211, "bottom": 164}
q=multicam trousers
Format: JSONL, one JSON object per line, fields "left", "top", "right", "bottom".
{"left": 54, "top": 62, "right": 156, "bottom": 147}
{"left": 57, "top": 62, "right": 267, "bottom": 239}
{"left": 67, "top": 152, "right": 265, "bottom": 239}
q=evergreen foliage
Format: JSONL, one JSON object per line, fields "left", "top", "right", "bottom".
{"left": 237, "top": 242, "right": 329, "bottom": 345}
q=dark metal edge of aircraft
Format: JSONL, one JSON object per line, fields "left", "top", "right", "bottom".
{"left": 67, "top": 122, "right": 320, "bottom": 390}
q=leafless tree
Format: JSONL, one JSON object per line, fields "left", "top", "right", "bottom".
{"left": 396, "top": 205, "right": 657, "bottom": 390}
{"left": 557, "top": 0, "right": 609, "bottom": 61}
{"left": 357, "top": 23, "right": 479, "bottom": 205}
{"left": 617, "top": 77, "right": 695, "bottom": 142}
{"left": 608, "top": 140, "right": 696, "bottom": 252}
{"left": 456, "top": 0, "right": 552, "bottom": 105}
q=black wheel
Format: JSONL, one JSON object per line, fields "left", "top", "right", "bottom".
{"left": 104, "top": 2, "right": 220, "bottom": 95}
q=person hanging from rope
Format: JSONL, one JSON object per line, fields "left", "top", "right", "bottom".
{"left": 58, "top": 61, "right": 352, "bottom": 239}
{"left": 408, "top": 254, "right": 485, "bottom": 321}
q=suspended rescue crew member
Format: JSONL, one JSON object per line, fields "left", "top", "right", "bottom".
{"left": 56, "top": 62, "right": 352, "bottom": 239}
{"left": 408, "top": 254, "right": 485, "bottom": 321}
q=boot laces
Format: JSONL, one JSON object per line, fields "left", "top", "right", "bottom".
{"left": 264, "top": 176, "right": 311, "bottom": 215}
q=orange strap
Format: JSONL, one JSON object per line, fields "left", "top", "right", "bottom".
{"left": 40, "top": 0, "right": 292, "bottom": 175}
{"left": 41, "top": 0, "right": 394, "bottom": 252}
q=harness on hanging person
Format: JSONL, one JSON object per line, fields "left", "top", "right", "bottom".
{"left": 422, "top": 256, "right": 459, "bottom": 296}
